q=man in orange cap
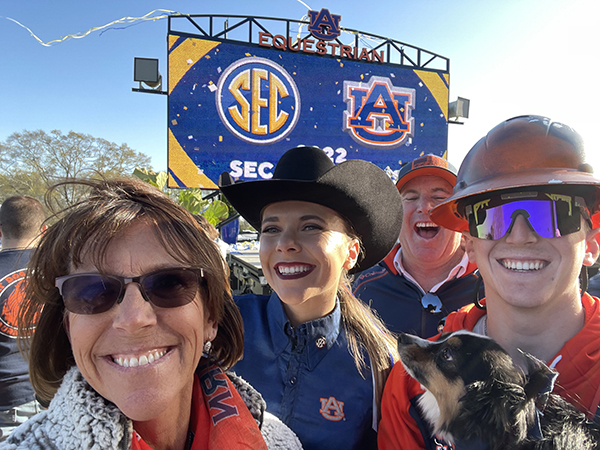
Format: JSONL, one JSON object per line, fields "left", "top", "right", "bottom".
{"left": 353, "top": 154, "right": 480, "bottom": 337}
{"left": 379, "top": 115, "right": 600, "bottom": 449}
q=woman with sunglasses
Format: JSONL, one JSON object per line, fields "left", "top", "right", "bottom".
{"left": 379, "top": 115, "right": 600, "bottom": 449}
{"left": 2, "top": 178, "right": 301, "bottom": 450}
{"left": 219, "top": 146, "right": 402, "bottom": 450}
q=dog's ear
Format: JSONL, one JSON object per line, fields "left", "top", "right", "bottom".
{"left": 520, "top": 350, "right": 558, "bottom": 406}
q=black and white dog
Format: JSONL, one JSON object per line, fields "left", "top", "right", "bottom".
{"left": 398, "top": 330, "right": 600, "bottom": 449}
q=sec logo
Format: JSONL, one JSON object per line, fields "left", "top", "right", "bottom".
{"left": 216, "top": 57, "right": 301, "bottom": 145}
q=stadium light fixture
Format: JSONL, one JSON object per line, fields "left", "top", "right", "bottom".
{"left": 448, "top": 97, "right": 470, "bottom": 124}
{"left": 132, "top": 57, "right": 166, "bottom": 95}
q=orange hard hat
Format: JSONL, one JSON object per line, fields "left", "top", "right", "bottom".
{"left": 431, "top": 115, "right": 600, "bottom": 231}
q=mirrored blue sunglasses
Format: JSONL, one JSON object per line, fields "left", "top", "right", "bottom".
{"left": 465, "top": 191, "right": 591, "bottom": 241}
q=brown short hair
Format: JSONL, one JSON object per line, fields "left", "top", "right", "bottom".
{"left": 193, "top": 214, "right": 220, "bottom": 241}
{"left": 19, "top": 178, "right": 244, "bottom": 403}
{"left": 0, "top": 195, "right": 46, "bottom": 241}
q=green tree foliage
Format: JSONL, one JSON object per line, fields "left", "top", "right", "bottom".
{"left": 0, "top": 130, "right": 151, "bottom": 208}
{"left": 132, "top": 168, "right": 229, "bottom": 227}
{"left": 132, "top": 167, "right": 168, "bottom": 191}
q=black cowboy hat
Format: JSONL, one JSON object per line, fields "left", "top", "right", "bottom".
{"left": 219, "top": 146, "right": 402, "bottom": 273}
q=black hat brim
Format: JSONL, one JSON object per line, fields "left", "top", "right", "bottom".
{"left": 220, "top": 159, "right": 402, "bottom": 273}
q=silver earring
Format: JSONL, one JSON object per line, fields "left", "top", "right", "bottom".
{"left": 203, "top": 340, "right": 212, "bottom": 357}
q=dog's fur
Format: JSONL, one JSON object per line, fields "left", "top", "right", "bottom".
{"left": 398, "top": 330, "right": 600, "bottom": 449}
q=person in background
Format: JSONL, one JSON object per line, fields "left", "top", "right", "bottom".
{"left": 2, "top": 179, "right": 301, "bottom": 449}
{"left": 353, "top": 154, "right": 481, "bottom": 337}
{"left": 0, "top": 196, "right": 46, "bottom": 441}
{"left": 379, "top": 115, "right": 600, "bottom": 449}
{"left": 585, "top": 265, "right": 600, "bottom": 297}
{"left": 193, "top": 214, "right": 229, "bottom": 260}
{"left": 219, "top": 146, "right": 402, "bottom": 450}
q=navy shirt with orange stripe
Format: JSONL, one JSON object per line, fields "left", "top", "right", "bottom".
{"left": 233, "top": 292, "right": 377, "bottom": 450}
{"left": 352, "top": 244, "right": 481, "bottom": 337}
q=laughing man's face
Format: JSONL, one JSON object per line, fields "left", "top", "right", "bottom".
{"left": 399, "top": 175, "right": 462, "bottom": 267}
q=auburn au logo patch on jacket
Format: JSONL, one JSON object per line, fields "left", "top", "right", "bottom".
{"left": 320, "top": 396, "right": 345, "bottom": 421}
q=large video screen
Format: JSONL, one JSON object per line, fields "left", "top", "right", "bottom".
{"left": 167, "top": 32, "right": 449, "bottom": 188}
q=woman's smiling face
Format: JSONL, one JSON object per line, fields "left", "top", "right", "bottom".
{"left": 65, "top": 221, "right": 217, "bottom": 423}
{"left": 259, "top": 201, "right": 359, "bottom": 326}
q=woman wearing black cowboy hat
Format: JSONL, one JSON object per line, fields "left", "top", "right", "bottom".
{"left": 220, "top": 146, "right": 402, "bottom": 450}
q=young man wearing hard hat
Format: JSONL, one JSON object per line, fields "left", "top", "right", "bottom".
{"left": 378, "top": 115, "right": 600, "bottom": 449}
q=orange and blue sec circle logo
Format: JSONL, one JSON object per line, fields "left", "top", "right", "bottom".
{"left": 0, "top": 269, "right": 27, "bottom": 338}
{"left": 216, "top": 57, "right": 301, "bottom": 145}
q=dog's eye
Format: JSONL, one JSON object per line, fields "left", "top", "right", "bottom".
{"left": 441, "top": 348, "right": 453, "bottom": 361}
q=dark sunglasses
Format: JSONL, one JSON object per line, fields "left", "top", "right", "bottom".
{"left": 465, "top": 191, "right": 591, "bottom": 241}
{"left": 55, "top": 267, "right": 204, "bottom": 315}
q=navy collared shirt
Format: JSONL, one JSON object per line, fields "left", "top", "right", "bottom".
{"left": 233, "top": 293, "right": 377, "bottom": 450}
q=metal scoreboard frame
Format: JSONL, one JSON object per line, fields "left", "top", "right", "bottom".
{"left": 167, "top": 12, "right": 450, "bottom": 189}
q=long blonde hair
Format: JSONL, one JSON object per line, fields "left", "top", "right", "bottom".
{"left": 338, "top": 271, "right": 398, "bottom": 418}
{"left": 336, "top": 223, "right": 398, "bottom": 418}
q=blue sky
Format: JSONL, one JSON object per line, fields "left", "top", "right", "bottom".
{"left": 0, "top": 0, "right": 597, "bottom": 172}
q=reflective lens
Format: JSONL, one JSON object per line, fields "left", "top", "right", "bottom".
{"left": 465, "top": 192, "right": 589, "bottom": 240}
{"left": 56, "top": 267, "right": 203, "bottom": 314}
{"left": 421, "top": 293, "right": 443, "bottom": 314}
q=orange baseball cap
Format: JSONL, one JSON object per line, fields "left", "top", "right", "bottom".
{"left": 396, "top": 154, "right": 458, "bottom": 191}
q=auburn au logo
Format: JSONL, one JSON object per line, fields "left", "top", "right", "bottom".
{"left": 343, "top": 76, "right": 415, "bottom": 149}
{"left": 319, "top": 396, "right": 345, "bottom": 421}
{"left": 308, "top": 9, "right": 341, "bottom": 41}
{"left": 0, "top": 269, "right": 28, "bottom": 338}
{"left": 216, "top": 57, "right": 300, "bottom": 145}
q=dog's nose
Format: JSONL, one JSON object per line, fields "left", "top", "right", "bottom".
{"left": 398, "top": 333, "right": 429, "bottom": 350}
{"left": 398, "top": 333, "right": 416, "bottom": 346}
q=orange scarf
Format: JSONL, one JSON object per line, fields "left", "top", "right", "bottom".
{"left": 132, "top": 362, "right": 267, "bottom": 450}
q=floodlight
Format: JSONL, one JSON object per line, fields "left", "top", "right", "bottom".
{"left": 449, "top": 97, "right": 470, "bottom": 119}
{"left": 133, "top": 57, "right": 163, "bottom": 92}
{"left": 134, "top": 58, "right": 159, "bottom": 83}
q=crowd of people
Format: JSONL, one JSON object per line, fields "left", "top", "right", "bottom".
{"left": 1, "top": 115, "right": 599, "bottom": 449}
